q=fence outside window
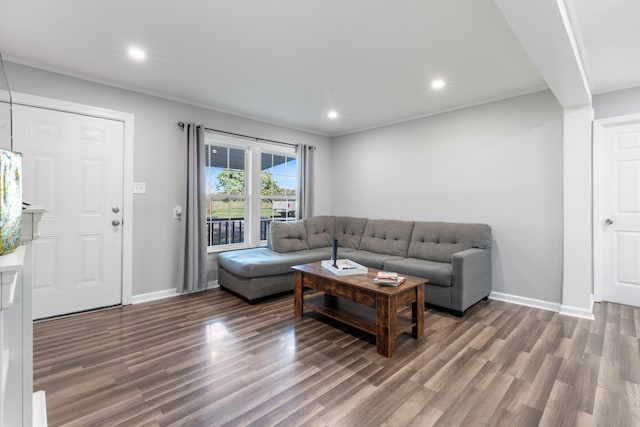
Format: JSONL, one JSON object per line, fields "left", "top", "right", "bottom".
{"left": 207, "top": 217, "right": 291, "bottom": 246}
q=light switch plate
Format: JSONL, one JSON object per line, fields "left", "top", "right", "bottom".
{"left": 173, "top": 205, "right": 182, "bottom": 219}
{"left": 133, "top": 182, "right": 146, "bottom": 194}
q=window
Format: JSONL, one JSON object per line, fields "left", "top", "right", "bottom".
{"left": 205, "top": 144, "right": 247, "bottom": 246}
{"left": 205, "top": 133, "right": 297, "bottom": 249}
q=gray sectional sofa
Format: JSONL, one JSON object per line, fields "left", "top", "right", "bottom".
{"left": 217, "top": 216, "right": 492, "bottom": 314}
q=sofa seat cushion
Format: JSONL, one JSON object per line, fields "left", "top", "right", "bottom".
{"left": 342, "top": 250, "right": 404, "bottom": 270}
{"left": 383, "top": 258, "right": 452, "bottom": 287}
{"left": 218, "top": 247, "right": 329, "bottom": 278}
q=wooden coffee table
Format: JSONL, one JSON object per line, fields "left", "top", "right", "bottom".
{"left": 292, "top": 262, "right": 427, "bottom": 357}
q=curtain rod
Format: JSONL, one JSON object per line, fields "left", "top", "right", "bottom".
{"left": 178, "top": 121, "right": 304, "bottom": 149}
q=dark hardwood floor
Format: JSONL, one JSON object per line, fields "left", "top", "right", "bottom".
{"left": 33, "top": 289, "right": 640, "bottom": 426}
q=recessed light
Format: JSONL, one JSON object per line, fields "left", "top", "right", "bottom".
{"left": 431, "top": 79, "right": 445, "bottom": 89}
{"left": 128, "top": 47, "right": 146, "bottom": 61}
{"left": 328, "top": 110, "right": 338, "bottom": 119}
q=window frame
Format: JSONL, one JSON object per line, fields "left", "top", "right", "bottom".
{"left": 204, "top": 132, "right": 296, "bottom": 253}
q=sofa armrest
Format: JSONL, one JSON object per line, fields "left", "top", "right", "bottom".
{"left": 451, "top": 248, "right": 492, "bottom": 312}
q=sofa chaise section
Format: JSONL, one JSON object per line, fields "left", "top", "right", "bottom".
{"left": 217, "top": 246, "right": 330, "bottom": 301}
{"left": 217, "top": 217, "right": 353, "bottom": 302}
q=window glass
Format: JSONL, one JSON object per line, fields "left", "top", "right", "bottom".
{"left": 206, "top": 145, "right": 246, "bottom": 246}
{"left": 260, "top": 152, "right": 298, "bottom": 238}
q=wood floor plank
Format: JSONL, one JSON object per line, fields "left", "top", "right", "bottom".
{"left": 337, "top": 367, "right": 423, "bottom": 427}
{"left": 585, "top": 331, "right": 605, "bottom": 356}
{"left": 459, "top": 372, "right": 514, "bottom": 426}
{"left": 619, "top": 334, "right": 640, "bottom": 384}
{"left": 380, "top": 387, "right": 435, "bottom": 426}
{"left": 592, "top": 386, "right": 620, "bottom": 426}
{"left": 622, "top": 381, "right": 640, "bottom": 426}
{"left": 223, "top": 348, "right": 367, "bottom": 426}
{"left": 573, "top": 353, "right": 601, "bottom": 414}
{"left": 491, "top": 377, "right": 529, "bottom": 416}
{"left": 521, "top": 354, "right": 563, "bottom": 411}
{"left": 32, "top": 290, "right": 640, "bottom": 426}
{"left": 406, "top": 404, "right": 443, "bottom": 427}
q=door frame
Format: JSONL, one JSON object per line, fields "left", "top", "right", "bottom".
{"left": 592, "top": 112, "right": 640, "bottom": 303}
{"left": 12, "top": 92, "right": 134, "bottom": 305}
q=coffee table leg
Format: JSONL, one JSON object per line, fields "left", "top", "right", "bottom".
{"left": 376, "top": 294, "right": 397, "bottom": 357}
{"left": 413, "top": 284, "right": 425, "bottom": 339}
{"left": 294, "top": 271, "right": 303, "bottom": 317}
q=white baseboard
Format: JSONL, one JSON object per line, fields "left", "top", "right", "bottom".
{"left": 132, "top": 282, "right": 219, "bottom": 304}
{"left": 33, "top": 390, "right": 48, "bottom": 427}
{"left": 490, "top": 291, "right": 595, "bottom": 320}
{"left": 489, "top": 291, "right": 561, "bottom": 313}
{"left": 560, "top": 295, "right": 594, "bottom": 320}
{"left": 131, "top": 288, "right": 178, "bottom": 304}
{"left": 559, "top": 305, "right": 594, "bottom": 320}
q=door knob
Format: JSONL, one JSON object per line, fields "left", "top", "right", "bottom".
{"left": 112, "top": 219, "right": 121, "bottom": 226}
{"left": 605, "top": 218, "right": 614, "bottom": 226}
{"left": 112, "top": 206, "right": 120, "bottom": 213}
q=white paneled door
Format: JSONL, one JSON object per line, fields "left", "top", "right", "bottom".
{"left": 13, "top": 104, "right": 124, "bottom": 319}
{"left": 599, "top": 118, "right": 640, "bottom": 307}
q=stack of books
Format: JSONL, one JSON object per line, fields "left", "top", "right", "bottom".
{"left": 373, "top": 271, "right": 406, "bottom": 286}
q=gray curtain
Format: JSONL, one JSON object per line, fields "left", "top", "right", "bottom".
{"left": 177, "top": 123, "right": 207, "bottom": 293}
{"left": 297, "top": 144, "right": 314, "bottom": 219}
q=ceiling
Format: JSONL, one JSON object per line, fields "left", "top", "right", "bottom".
{"left": 0, "top": 1, "right": 638, "bottom": 136}
{"left": 565, "top": 0, "right": 640, "bottom": 95}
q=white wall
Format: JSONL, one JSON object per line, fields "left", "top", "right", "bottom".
{"left": 594, "top": 85, "right": 640, "bottom": 119}
{"left": 331, "top": 90, "right": 564, "bottom": 304}
{"left": 561, "top": 105, "right": 594, "bottom": 318}
{"left": 4, "top": 62, "right": 332, "bottom": 296}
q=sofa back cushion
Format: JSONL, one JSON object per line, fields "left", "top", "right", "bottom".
{"left": 267, "top": 220, "right": 309, "bottom": 253}
{"left": 359, "top": 219, "right": 414, "bottom": 256}
{"left": 409, "top": 222, "right": 492, "bottom": 263}
{"left": 305, "top": 216, "right": 336, "bottom": 249}
{"left": 335, "top": 217, "right": 368, "bottom": 249}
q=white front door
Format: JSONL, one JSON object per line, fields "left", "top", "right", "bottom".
{"left": 13, "top": 104, "right": 124, "bottom": 319}
{"left": 597, "top": 117, "right": 640, "bottom": 307}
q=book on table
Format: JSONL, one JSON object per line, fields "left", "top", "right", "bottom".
{"left": 373, "top": 271, "right": 406, "bottom": 286}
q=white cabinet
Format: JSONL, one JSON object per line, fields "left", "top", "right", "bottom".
{"left": 0, "top": 246, "right": 32, "bottom": 426}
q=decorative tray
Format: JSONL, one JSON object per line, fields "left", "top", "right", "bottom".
{"left": 321, "top": 259, "right": 368, "bottom": 276}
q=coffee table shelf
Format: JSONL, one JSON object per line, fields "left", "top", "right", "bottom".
{"left": 304, "top": 295, "right": 416, "bottom": 337}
